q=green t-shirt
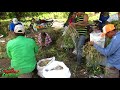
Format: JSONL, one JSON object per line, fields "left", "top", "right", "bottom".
{"left": 6, "top": 36, "right": 38, "bottom": 74}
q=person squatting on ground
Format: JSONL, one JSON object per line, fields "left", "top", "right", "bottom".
{"left": 38, "top": 32, "right": 52, "bottom": 49}
{"left": 9, "top": 18, "right": 22, "bottom": 32}
{"left": 9, "top": 18, "right": 23, "bottom": 37}
{"left": 69, "top": 12, "right": 89, "bottom": 65}
{"left": 89, "top": 24, "right": 120, "bottom": 78}
{"left": 6, "top": 24, "right": 38, "bottom": 78}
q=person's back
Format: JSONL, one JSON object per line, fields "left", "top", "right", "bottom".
{"left": 7, "top": 36, "right": 37, "bottom": 73}
{"left": 9, "top": 18, "right": 22, "bottom": 32}
{"left": 38, "top": 32, "right": 52, "bottom": 48}
{"left": 106, "top": 31, "right": 120, "bottom": 69}
{"left": 64, "top": 12, "right": 74, "bottom": 27}
{"left": 90, "top": 24, "right": 120, "bottom": 78}
{"left": 98, "top": 12, "right": 109, "bottom": 30}
{"left": 68, "top": 12, "right": 76, "bottom": 24}
{"left": 9, "top": 22, "right": 15, "bottom": 32}
{"left": 6, "top": 25, "right": 38, "bottom": 78}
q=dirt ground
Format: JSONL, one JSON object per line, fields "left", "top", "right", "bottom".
{"left": 0, "top": 57, "right": 88, "bottom": 78}
{"left": 0, "top": 59, "right": 10, "bottom": 69}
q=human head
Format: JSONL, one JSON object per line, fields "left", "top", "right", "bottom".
{"left": 73, "top": 12, "right": 77, "bottom": 14}
{"left": 14, "top": 25, "right": 25, "bottom": 36}
{"left": 103, "top": 12, "right": 109, "bottom": 16}
{"left": 71, "top": 12, "right": 77, "bottom": 18}
{"left": 101, "top": 24, "right": 116, "bottom": 38}
{"left": 76, "top": 12, "right": 85, "bottom": 16}
{"left": 12, "top": 18, "right": 18, "bottom": 24}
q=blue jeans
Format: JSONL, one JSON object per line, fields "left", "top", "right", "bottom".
{"left": 76, "top": 35, "right": 87, "bottom": 65}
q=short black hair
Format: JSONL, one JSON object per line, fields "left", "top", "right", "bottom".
{"left": 41, "top": 32, "right": 46, "bottom": 37}
{"left": 15, "top": 33, "right": 25, "bottom": 36}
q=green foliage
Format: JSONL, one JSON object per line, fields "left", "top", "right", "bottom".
{"left": 0, "top": 12, "right": 69, "bottom": 21}
{"left": 0, "top": 21, "right": 9, "bottom": 37}
{"left": 83, "top": 43, "right": 105, "bottom": 76}
{"left": 110, "top": 21, "right": 120, "bottom": 30}
{"left": 87, "top": 65, "right": 103, "bottom": 75}
{"left": 62, "top": 35, "right": 74, "bottom": 49}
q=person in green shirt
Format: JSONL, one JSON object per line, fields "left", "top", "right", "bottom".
{"left": 6, "top": 24, "right": 38, "bottom": 78}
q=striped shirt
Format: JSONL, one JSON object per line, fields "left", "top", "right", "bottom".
{"left": 75, "top": 15, "right": 87, "bottom": 36}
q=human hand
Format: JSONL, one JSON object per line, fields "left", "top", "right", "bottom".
{"left": 73, "top": 23, "right": 78, "bottom": 26}
{"left": 71, "top": 23, "right": 77, "bottom": 26}
{"left": 89, "top": 41, "right": 94, "bottom": 46}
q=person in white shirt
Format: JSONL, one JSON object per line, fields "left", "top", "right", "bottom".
{"left": 107, "top": 12, "right": 120, "bottom": 22}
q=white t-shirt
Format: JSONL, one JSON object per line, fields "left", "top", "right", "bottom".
{"left": 107, "top": 14, "right": 119, "bottom": 22}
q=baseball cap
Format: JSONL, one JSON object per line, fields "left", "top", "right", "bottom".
{"left": 101, "top": 24, "right": 115, "bottom": 37}
{"left": 14, "top": 25, "right": 25, "bottom": 33}
{"left": 12, "top": 18, "right": 18, "bottom": 24}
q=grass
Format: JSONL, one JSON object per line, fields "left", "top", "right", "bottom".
{"left": 0, "top": 12, "right": 118, "bottom": 78}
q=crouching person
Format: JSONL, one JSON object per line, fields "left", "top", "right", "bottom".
{"left": 38, "top": 32, "right": 52, "bottom": 49}
{"left": 6, "top": 25, "right": 38, "bottom": 78}
{"left": 89, "top": 24, "right": 120, "bottom": 78}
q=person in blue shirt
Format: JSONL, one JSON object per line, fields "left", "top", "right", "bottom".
{"left": 89, "top": 24, "right": 120, "bottom": 78}
{"left": 9, "top": 18, "right": 22, "bottom": 32}
{"left": 98, "top": 12, "right": 109, "bottom": 31}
